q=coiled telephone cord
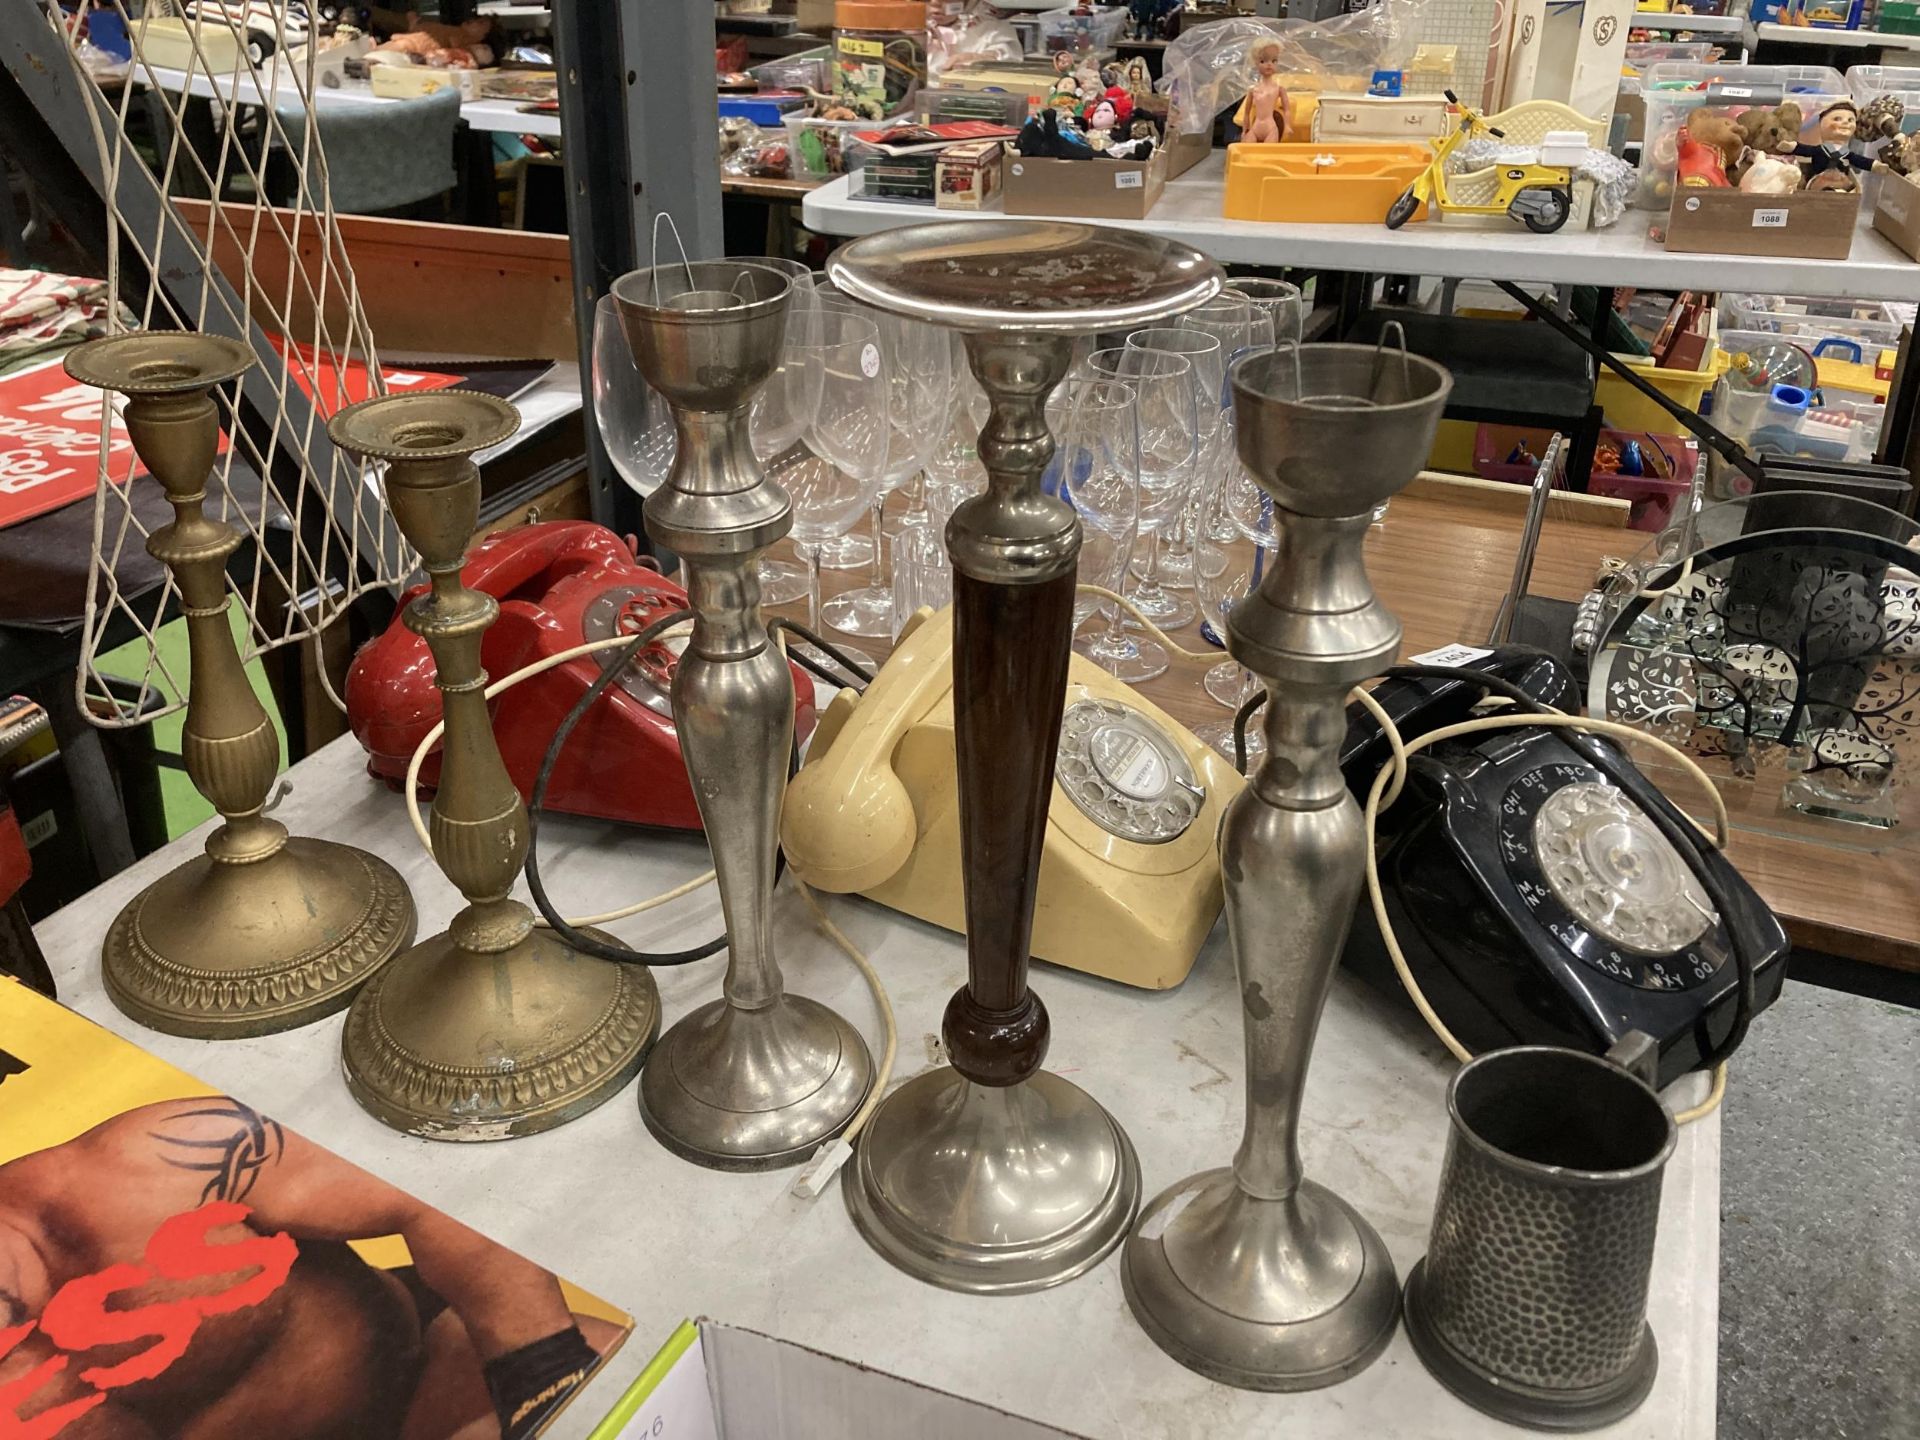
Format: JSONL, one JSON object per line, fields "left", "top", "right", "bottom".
{"left": 1087, "top": 584, "right": 1734, "bottom": 1127}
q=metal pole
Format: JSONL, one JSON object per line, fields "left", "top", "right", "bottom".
{"left": 552, "top": 1, "right": 722, "bottom": 538}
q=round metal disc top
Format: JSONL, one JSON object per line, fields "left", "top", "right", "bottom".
{"left": 826, "top": 220, "right": 1221, "bottom": 333}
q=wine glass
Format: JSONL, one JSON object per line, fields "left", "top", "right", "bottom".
{"left": 1181, "top": 292, "right": 1274, "bottom": 360}
{"left": 1191, "top": 443, "right": 1275, "bottom": 766}
{"left": 817, "top": 292, "right": 950, "bottom": 639}
{"left": 784, "top": 308, "right": 889, "bottom": 672}
{"left": 741, "top": 256, "right": 825, "bottom": 606}
{"left": 592, "top": 294, "right": 675, "bottom": 497}
{"left": 1125, "top": 326, "right": 1224, "bottom": 594}
{"left": 1047, "top": 378, "right": 1157, "bottom": 682}
{"left": 1081, "top": 346, "right": 1197, "bottom": 632}
{"left": 1226, "top": 277, "right": 1307, "bottom": 351}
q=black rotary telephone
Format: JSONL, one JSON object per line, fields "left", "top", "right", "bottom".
{"left": 1338, "top": 647, "right": 1789, "bottom": 1088}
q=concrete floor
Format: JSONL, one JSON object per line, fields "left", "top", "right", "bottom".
{"left": 1718, "top": 978, "right": 1918, "bottom": 1439}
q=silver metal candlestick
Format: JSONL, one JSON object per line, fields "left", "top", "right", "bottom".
{"left": 614, "top": 260, "right": 873, "bottom": 1171}
{"left": 827, "top": 220, "right": 1220, "bottom": 1292}
{"left": 1121, "top": 343, "right": 1452, "bottom": 1386}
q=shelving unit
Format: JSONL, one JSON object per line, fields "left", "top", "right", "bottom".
{"left": 1754, "top": 20, "right": 1920, "bottom": 48}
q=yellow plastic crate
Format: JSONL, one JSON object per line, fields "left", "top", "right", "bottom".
{"left": 1222, "top": 142, "right": 1430, "bottom": 225}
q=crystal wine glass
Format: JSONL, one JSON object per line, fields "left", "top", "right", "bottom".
{"left": 741, "top": 256, "right": 824, "bottom": 606}
{"left": 1082, "top": 346, "right": 1198, "bottom": 631}
{"left": 784, "top": 308, "right": 889, "bottom": 673}
{"left": 1191, "top": 439, "right": 1275, "bottom": 766}
{"left": 591, "top": 294, "right": 675, "bottom": 497}
{"left": 1125, "top": 326, "right": 1224, "bottom": 595}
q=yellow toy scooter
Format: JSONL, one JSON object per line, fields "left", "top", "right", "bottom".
{"left": 1385, "top": 88, "right": 1575, "bottom": 234}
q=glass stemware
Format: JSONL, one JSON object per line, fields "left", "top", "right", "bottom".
{"left": 741, "top": 256, "right": 825, "bottom": 607}
{"left": 1082, "top": 346, "right": 1198, "bottom": 632}
{"left": 818, "top": 294, "right": 950, "bottom": 639}
{"left": 1225, "top": 277, "right": 1307, "bottom": 351}
{"left": 1191, "top": 443, "right": 1275, "bottom": 766}
{"left": 784, "top": 308, "right": 889, "bottom": 674}
{"left": 1045, "top": 379, "right": 1162, "bottom": 683}
{"left": 591, "top": 294, "right": 676, "bottom": 497}
{"left": 1125, "top": 326, "right": 1225, "bottom": 595}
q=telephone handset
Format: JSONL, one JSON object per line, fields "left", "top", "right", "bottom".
{"left": 346, "top": 520, "right": 817, "bottom": 832}
{"left": 1337, "top": 647, "right": 1788, "bottom": 1088}
{"left": 781, "top": 608, "right": 1243, "bottom": 990}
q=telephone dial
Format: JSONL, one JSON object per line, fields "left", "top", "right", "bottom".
{"left": 346, "top": 521, "right": 817, "bottom": 831}
{"left": 781, "top": 608, "right": 1242, "bottom": 989}
{"left": 1337, "top": 648, "right": 1789, "bottom": 1088}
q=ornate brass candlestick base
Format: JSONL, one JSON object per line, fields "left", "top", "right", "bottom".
{"left": 1122, "top": 344, "right": 1452, "bottom": 1388}
{"left": 827, "top": 221, "right": 1220, "bottom": 1292}
{"left": 329, "top": 391, "right": 658, "bottom": 1140}
{"left": 615, "top": 260, "right": 872, "bottom": 1171}
{"left": 64, "top": 333, "right": 415, "bottom": 1037}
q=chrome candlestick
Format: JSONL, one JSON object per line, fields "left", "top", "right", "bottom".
{"left": 1122, "top": 343, "right": 1451, "bottom": 1386}
{"left": 827, "top": 221, "right": 1220, "bottom": 1292}
{"left": 615, "top": 260, "right": 874, "bottom": 1171}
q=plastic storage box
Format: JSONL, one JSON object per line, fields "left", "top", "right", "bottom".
{"left": 1037, "top": 4, "right": 1128, "bottom": 55}
{"left": 1473, "top": 423, "right": 1695, "bottom": 530}
{"left": 784, "top": 114, "right": 899, "bottom": 179}
{"left": 1636, "top": 62, "right": 1846, "bottom": 209}
{"left": 917, "top": 85, "right": 1031, "bottom": 126}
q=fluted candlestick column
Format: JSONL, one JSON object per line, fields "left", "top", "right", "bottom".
{"left": 330, "top": 390, "right": 659, "bottom": 1140}
{"left": 64, "top": 332, "right": 415, "bottom": 1037}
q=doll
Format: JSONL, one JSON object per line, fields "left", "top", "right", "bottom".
{"left": 1083, "top": 97, "right": 1119, "bottom": 151}
{"left": 1234, "top": 40, "right": 1288, "bottom": 144}
{"left": 1793, "top": 100, "right": 1878, "bottom": 185}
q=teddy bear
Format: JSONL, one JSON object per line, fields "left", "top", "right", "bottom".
{"left": 1738, "top": 152, "right": 1802, "bottom": 195}
{"left": 1678, "top": 109, "right": 1744, "bottom": 187}
{"left": 1729, "top": 101, "right": 1804, "bottom": 184}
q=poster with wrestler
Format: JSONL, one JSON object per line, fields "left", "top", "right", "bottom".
{"left": 0, "top": 981, "right": 631, "bottom": 1440}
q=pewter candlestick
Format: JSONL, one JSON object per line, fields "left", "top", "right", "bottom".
{"left": 330, "top": 391, "right": 660, "bottom": 1139}
{"left": 827, "top": 220, "right": 1220, "bottom": 1292}
{"left": 615, "top": 260, "right": 873, "bottom": 1171}
{"left": 1122, "top": 343, "right": 1452, "bottom": 1386}
{"left": 64, "top": 333, "right": 415, "bottom": 1037}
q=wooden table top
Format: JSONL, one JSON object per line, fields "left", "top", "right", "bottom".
{"left": 773, "top": 480, "right": 1920, "bottom": 973}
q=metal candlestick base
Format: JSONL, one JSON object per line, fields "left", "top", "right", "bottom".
{"left": 844, "top": 1068, "right": 1140, "bottom": 1294}
{"left": 1122, "top": 342, "right": 1452, "bottom": 1385}
{"left": 1123, "top": 1172, "right": 1399, "bottom": 1390}
{"left": 641, "top": 994, "right": 872, "bottom": 1171}
{"left": 616, "top": 260, "right": 871, "bottom": 1170}
{"left": 827, "top": 221, "right": 1220, "bottom": 1291}
{"left": 330, "top": 391, "right": 658, "bottom": 1140}
{"left": 65, "top": 333, "right": 414, "bottom": 1037}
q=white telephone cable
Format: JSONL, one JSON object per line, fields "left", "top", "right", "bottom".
{"left": 398, "top": 630, "right": 899, "bottom": 1178}
{"left": 1075, "top": 583, "right": 1734, "bottom": 1126}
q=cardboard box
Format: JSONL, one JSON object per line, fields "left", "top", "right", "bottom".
{"left": 1002, "top": 148, "right": 1168, "bottom": 220}
{"left": 1873, "top": 172, "right": 1920, "bottom": 261}
{"left": 369, "top": 62, "right": 479, "bottom": 101}
{"left": 1163, "top": 123, "right": 1213, "bottom": 179}
{"left": 1663, "top": 188, "right": 1859, "bottom": 259}
{"left": 936, "top": 139, "right": 1004, "bottom": 210}
{"left": 589, "top": 1320, "right": 1090, "bottom": 1439}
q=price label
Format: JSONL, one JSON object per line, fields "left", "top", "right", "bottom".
{"left": 1752, "top": 208, "right": 1789, "bottom": 229}
{"left": 860, "top": 343, "right": 881, "bottom": 379}
{"left": 1719, "top": 85, "right": 1754, "bottom": 97}
{"left": 1410, "top": 642, "right": 1495, "bottom": 668}
{"left": 1114, "top": 170, "right": 1144, "bottom": 189}
{"left": 596, "top": 1322, "right": 719, "bottom": 1440}
{"left": 839, "top": 36, "right": 884, "bottom": 58}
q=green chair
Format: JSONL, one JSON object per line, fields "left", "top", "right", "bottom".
{"left": 271, "top": 87, "right": 461, "bottom": 216}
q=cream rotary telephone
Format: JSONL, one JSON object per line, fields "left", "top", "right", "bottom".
{"left": 781, "top": 608, "right": 1241, "bottom": 989}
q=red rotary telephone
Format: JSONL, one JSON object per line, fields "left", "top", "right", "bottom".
{"left": 346, "top": 520, "right": 817, "bottom": 831}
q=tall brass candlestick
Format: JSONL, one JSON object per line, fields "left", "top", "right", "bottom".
{"left": 826, "top": 221, "right": 1220, "bottom": 1293}
{"left": 329, "top": 391, "right": 659, "bottom": 1140}
{"left": 615, "top": 260, "right": 873, "bottom": 1171}
{"left": 1122, "top": 344, "right": 1452, "bottom": 1389}
{"left": 64, "top": 332, "right": 415, "bottom": 1036}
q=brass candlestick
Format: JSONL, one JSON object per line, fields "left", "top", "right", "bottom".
{"left": 329, "top": 391, "right": 659, "bottom": 1140}
{"left": 64, "top": 333, "right": 415, "bottom": 1037}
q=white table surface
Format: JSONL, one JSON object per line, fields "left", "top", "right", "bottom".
{"left": 803, "top": 151, "right": 1920, "bottom": 301}
{"left": 30, "top": 736, "right": 1723, "bottom": 1439}
{"left": 1753, "top": 21, "right": 1920, "bottom": 49}
{"left": 139, "top": 62, "right": 562, "bottom": 139}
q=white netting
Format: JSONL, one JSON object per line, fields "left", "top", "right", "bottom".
{"left": 49, "top": 1, "right": 412, "bottom": 728}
